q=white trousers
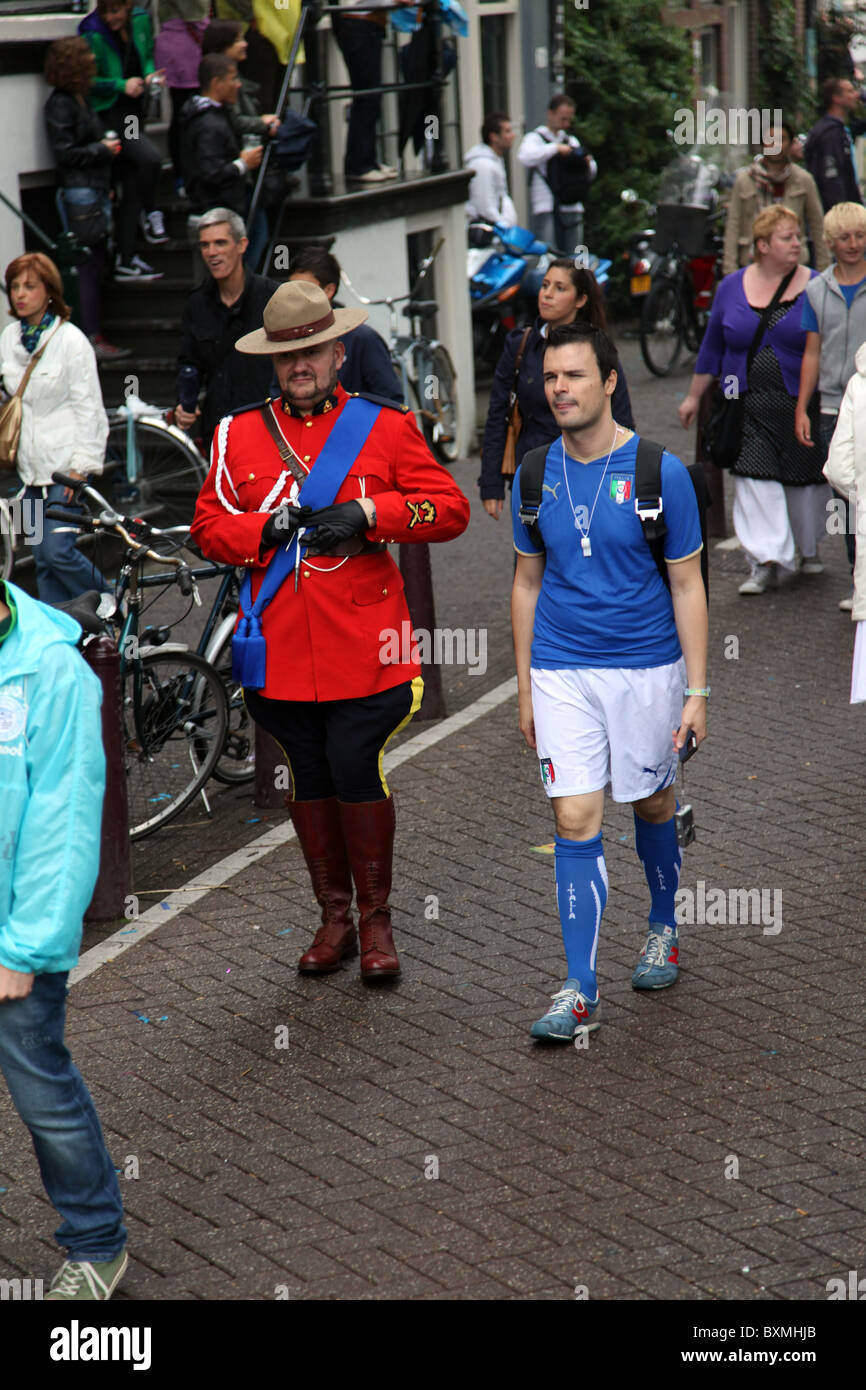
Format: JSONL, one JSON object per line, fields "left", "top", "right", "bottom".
{"left": 732, "top": 476, "right": 831, "bottom": 571}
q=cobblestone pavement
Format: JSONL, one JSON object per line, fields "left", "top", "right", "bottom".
{"left": 2, "top": 339, "right": 865, "bottom": 1302}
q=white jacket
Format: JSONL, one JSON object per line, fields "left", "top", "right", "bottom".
{"left": 464, "top": 142, "right": 518, "bottom": 227}
{"left": 0, "top": 317, "right": 108, "bottom": 486}
{"left": 823, "top": 339, "right": 866, "bottom": 621}
{"left": 517, "top": 125, "right": 597, "bottom": 215}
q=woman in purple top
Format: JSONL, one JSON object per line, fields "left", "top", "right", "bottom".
{"left": 680, "top": 205, "right": 830, "bottom": 594}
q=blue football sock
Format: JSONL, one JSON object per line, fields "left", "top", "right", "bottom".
{"left": 634, "top": 811, "right": 682, "bottom": 930}
{"left": 554, "top": 834, "right": 608, "bottom": 998}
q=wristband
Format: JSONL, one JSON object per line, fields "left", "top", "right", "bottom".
{"left": 684, "top": 687, "right": 710, "bottom": 698}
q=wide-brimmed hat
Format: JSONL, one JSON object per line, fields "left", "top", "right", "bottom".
{"left": 235, "top": 281, "right": 367, "bottom": 355}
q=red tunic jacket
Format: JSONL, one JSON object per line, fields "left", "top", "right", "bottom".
{"left": 191, "top": 387, "right": 470, "bottom": 701}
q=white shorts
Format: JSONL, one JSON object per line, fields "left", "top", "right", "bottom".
{"left": 530, "top": 660, "right": 687, "bottom": 802}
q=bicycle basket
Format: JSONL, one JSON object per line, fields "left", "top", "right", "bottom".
{"left": 652, "top": 204, "right": 710, "bottom": 258}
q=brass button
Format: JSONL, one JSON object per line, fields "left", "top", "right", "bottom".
{"left": 248, "top": 472, "right": 255, "bottom": 480}
{"left": 303, "top": 570, "right": 310, "bottom": 577}
{"left": 303, "top": 455, "right": 311, "bottom": 462}
{"left": 305, "top": 419, "right": 313, "bottom": 427}
{"left": 382, "top": 588, "right": 388, "bottom": 595}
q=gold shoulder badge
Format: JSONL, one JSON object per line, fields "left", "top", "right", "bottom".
{"left": 406, "top": 499, "right": 437, "bottom": 528}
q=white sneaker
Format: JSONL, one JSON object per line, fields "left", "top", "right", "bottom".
{"left": 114, "top": 255, "right": 163, "bottom": 283}
{"left": 348, "top": 167, "right": 393, "bottom": 183}
{"left": 140, "top": 209, "right": 168, "bottom": 244}
{"left": 738, "top": 563, "right": 775, "bottom": 595}
{"left": 840, "top": 590, "right": 855, "bottom": 611}
{"left": 800, "top": 557, "right": 825, "bottom": 575}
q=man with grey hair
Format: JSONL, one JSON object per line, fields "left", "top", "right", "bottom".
{"left": 174, "top": 207, "right": 278, "bottom": 451}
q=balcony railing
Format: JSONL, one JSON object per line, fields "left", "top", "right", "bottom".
{"left": 277, "top": 1, "right": 464, "bottom": 199}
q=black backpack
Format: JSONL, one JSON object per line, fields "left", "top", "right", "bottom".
{"left": 517, "top": 437, "right": 710, "bottom": 599}
{"left": 539, "top": 131, "right": 593, "bottom": 205}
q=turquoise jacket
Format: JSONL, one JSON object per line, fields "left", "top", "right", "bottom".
{"left": 0, "top": 583, "right": 105, "bottom": 975}
{"left": 78, "top": 8, "right": 156, "bottom": 113}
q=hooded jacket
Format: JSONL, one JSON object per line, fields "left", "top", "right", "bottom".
{"left": 804, "top": 113, "right": 863, "bottom": 211}
{"left": 824, "top": 341, "right": 866, "bottom": 621}
{"left": 804, "top": 264, "right": 866, "bottom": 410}
{"left": 179, "top": 95, "right": 247, "bottom": 215}
{"left": 0, "top": 582, "right": 105, "bottom": 976}
{"left": 464, "top": 142, "right": 517, "bottom": 227}
{"left": 78, "top": 7, "right": 155, "bottom": 114}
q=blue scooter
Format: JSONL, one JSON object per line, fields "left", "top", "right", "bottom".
{"left": 468, "top": 220, "right": 611, "bottom": 371}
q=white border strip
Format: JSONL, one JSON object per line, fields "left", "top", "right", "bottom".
{"left": 71, "top": 676, "right": 518, "bottom": 986}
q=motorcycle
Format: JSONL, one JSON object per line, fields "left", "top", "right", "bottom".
{"left": 468, "top": 220, "right": 612, "bottom": 372}
{"left": 624, "top": 153, "right": 724, "bottom": 377}
{"left": 468, "top": 221, "right": 549, "bottom": 371}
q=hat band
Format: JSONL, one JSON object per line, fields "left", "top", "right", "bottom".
{"left": 268, "top": 310, "right": 336, "bottom": 343}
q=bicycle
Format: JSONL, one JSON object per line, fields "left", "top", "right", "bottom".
{"left": 340, "top": 237, "right": 459, "bottom": 465}
{"left": 104, "top": 393, "right": 209, "bottom": 528}
{"left": 639, "top": 202, "right": 724, "bottom": 377}
{"left": 0, "top": 398, "right": 208, "bottom": 583}
{"left": 46, "top": 472, "right": 229, "bottom": 840}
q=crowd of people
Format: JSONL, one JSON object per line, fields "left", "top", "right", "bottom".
{"left": 5, "top": 37, "right": 866, "bottom": 1303}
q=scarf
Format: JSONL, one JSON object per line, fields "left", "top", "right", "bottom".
{"left": 20, "top": 310, "right": 56, "bottom": 354}
{"left": 749, "top": 155, "right": 793, "bottom": 209}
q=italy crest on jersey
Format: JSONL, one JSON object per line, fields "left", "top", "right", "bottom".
{"left": 610, "top": 476, "right": 632, "bottom": 504}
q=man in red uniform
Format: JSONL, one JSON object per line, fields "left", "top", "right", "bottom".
{"left": 192, "top": 281, "right": 470, "bottom": 979}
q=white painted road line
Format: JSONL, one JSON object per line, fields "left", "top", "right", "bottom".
{"left": 71, "top": 676, "right": 519, "bottom": 986}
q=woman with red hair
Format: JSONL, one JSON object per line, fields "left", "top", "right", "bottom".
{"left": 0, "top": 253, "right": 109, "bottom": 602}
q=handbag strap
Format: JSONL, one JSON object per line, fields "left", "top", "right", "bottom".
{"left": 744, "top": 266, "right": 797, "bottom": 377}
{"left": 508, "top": 326, "right": 533, "bottom": 411}
{"left": 11, "top": 333, "right": 52, "bottom": 403}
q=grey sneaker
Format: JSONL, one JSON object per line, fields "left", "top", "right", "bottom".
{"left": 738, "top": 563, "right": 775, "bottom": 595}
{"left": 45, "top": 1250, "right": 128, "bottom": 1300}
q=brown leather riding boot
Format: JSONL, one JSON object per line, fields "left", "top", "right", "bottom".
{"left": 286, "top": 797, "right": 356, "bottom": 972}
{"left": 337, "top": 796, "right": 400, "bottom": 980}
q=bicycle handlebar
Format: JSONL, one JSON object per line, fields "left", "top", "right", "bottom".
{"left": 341, "top": 234, "right": 446, "bottom": 309}
{"left": 44, "top": 507, "right": 93, "bottom": 527}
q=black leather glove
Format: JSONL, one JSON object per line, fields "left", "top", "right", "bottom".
{"left": 301, "top": 499, "right": 370, "bottom": 556}
{"left": 260, "top": 504, "right": 309, "bottom": 551}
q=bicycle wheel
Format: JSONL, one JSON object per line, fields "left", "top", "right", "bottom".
{"left": 640, "top": 279, "right": 684, "bottom": 377}
{"left": 206, "top": 624, "right": 255, "bottom": 785}
{"left": 105, "top": 419, "right": 207, "bottom": 528}
{"left": 123, "top": 650, "right": 228, "bottom": 839}
{"left": 413, "top": 343, "right": 459, "bottom": 464}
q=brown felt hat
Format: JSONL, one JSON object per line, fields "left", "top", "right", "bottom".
{"left": 235, "top": 281, "right": 367, "bottom": 355}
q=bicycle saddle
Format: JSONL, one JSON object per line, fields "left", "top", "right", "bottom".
{"left": 402, "top": 299, "right": 438, "bottom": 319}
{"left": 53, "top": 590, "right": 104, "bottom": 636}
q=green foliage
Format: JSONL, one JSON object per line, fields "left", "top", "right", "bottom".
{"left": 756, "top": 0, "right": 810, "bottom": 126}
{"left": 562, "top": 0, "right": 694, "bottom": 314}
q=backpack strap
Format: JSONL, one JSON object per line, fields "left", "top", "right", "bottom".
{"left": 634, "top": 437, "right": 668, "bottom": 586}
{"left": 516, "top": 444, "right": 551, "bottom": 551}
{"left": 636, "top": 436, "right": 711, "bottom": 598}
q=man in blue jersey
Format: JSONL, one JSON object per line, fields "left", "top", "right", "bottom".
{"left": 511, "top": 322, "right": 709, "bottom": 1041}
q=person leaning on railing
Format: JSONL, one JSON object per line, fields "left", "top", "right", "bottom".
{"left": 43, "top": 37, "right": 130, "bottom": 361}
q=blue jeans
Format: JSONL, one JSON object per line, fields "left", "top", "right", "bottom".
{"left": 0, "top": 971, "right": 126, "bottom": 1261}
{"left": 22, "top": 484, "right": 109, "bottom": 605}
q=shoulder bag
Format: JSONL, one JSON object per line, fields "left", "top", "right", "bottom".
{"left": 499, "top": 325, "right": 533, "bottom": 478}
{"left": 703, "top": 266, "right": 796, "bottom": 470}
{"left": 0, "top": 334, "right": 53, "bottom": 469}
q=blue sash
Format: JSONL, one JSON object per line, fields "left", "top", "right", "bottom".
{"left": 232, "top": 397, "right": 380, "bottom": 689}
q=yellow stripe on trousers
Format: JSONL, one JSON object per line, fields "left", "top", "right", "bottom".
{"left": 378, "top": 676, "right": 424, "bottom": 797}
